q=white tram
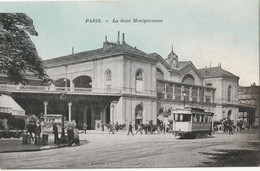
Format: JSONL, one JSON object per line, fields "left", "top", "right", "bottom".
{"left": 171, "top": 107, "right": 214, "bottom": 139}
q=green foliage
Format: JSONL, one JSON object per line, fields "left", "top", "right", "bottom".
{"left": 0, "top": 13, "right": 50, "bottom": 84}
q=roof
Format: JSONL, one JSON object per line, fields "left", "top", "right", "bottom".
{"left": 177, "top": 61, "right": 191, "bottom": 70}
{"left": 44, "top": 42, "right": 150, "bottom": 67}
{"left": 198, "top": 66, "right": 239, "bottom": 79}
{"left": 0, "top": 94, "right": 25, "bottom": 116}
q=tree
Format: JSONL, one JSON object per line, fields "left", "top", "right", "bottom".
{"left": 0, "top": 13, "right": 49, "bottom": 84}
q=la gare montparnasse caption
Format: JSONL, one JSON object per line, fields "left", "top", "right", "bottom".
{"left": 85, "top": 18, "right": 163, "bottom": 24}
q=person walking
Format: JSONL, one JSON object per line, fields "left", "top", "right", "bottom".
{"left": 82, "top": 123, "right": 87, "bottom": 134}
{"left": 127, "top": 122, "right": 134, "bottom": 136}
{"left": 53, "top": 122, "right": 59, "bottom": 144}
{"left": 135, "top": 124, "right": 143, "bottom": 135}
{"left": 108, "top": 122, "right": 114, "bottom": 134}
{"left": 101, "top": 121, "right": 104, "bottom": 131}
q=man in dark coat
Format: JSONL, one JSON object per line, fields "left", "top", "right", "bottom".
{"left": 27, "top": 122, "right": 35, "bottom": 140}
{"left": 35, "top": 121, "right": 41, "bottom": 137}
{"left": 53, "top": 122, "right": 59, "bottom": 144}
{"left": 67, "top": 124, "right": 74, "bottom": 146}
{"left": 127, "top": 122, "right": 134, "bottom": 136}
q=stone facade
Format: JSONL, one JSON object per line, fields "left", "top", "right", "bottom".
{"left": 1, "top": 33, "right": 249, "bottom": 129}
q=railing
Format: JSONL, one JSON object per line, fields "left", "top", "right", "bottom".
{"left": 0, "top": 84, "right": 122, "bottom": 95}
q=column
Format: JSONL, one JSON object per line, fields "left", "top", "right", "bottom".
{"left": 122, "top": 98, "right": 126, "bottom": 124}
{"left": 172, "top": 84, "right": 175, "bottom": 100}
{"left": 211, "top": 90, "right": 214, "bottom": 103}
{"left": 189, "top": 87, "right": 193, "bottom": 101}
{"left": 44, "top": 101, "right": 48, "bottom": 115}
{"left": 197, "top": 88, "right": 200, "bottom": 102}
{"left": 71, "top": 81, "right": 74, "bottom": 92}
{"left": 181, "top": 86, "right": 185, "bottom": 100}
{"left": 68, "top": 102, "right": 72, "bottom": 123}
{"left": 164, "top": 84, "right": 167, "bottom": 99}
{"left": 203, "top": 89, "right": 206, "bottom": 102}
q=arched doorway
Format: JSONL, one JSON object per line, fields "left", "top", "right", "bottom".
{"left": 106, "top": 106, "right": 110, "bottom": 124}
{"left": 73, "top": 75, "right": 92, "bottom": 88}
{"left": 135, "top": 104, "right": 143, "bottom": 127}
{"left": 86, "top": 108, "right": 92, "bottom": 130}
{"left": 228, "top": 110, "right": 232, "bottom": 119}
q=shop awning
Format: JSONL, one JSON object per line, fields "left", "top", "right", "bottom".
{"left": 0, "top": 94, "right": 25, "bottom": 116}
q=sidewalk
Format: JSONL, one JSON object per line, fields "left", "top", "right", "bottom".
{"left": 0, "top": 135, "right": 87, "bottom": 153}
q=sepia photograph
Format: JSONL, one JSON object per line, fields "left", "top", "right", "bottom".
{"left": 0, "top": 0, "right": 259, "bottom": 169}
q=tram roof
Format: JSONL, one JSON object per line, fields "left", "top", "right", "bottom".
{"left": 171, "top": 108, "right": 213, "bottom": 115}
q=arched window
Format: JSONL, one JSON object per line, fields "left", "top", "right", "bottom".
{"left": 182, "top": 74, "right": 195, "bottom": 85}
{"left": 228, "top": 86, "right": 232, "bottom": 102}
{"left": 73, "top": 75, "right": 92, "bottom": 88}
{"left": 227, "top": 110, "right": 232, "bottom": 119}
{"left": 136, "top": 70, "right": 143, "bottom": 92}
{"left": 135, "top": 104, "right": 143, "bottom": 126}
{"left": 106, "top": 70, "right": 111, "bottom": 81}
{"left": 156, "top": 68, "right": 164, "bottom": 80}
{"left": 105, "top": 70, "right": 112, "bottom": 89}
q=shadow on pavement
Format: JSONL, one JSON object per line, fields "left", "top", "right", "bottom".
{"left": 199, "top": 147, "right": 260, "bottom": 167}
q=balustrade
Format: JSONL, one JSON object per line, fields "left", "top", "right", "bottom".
{"left": 156, "top": 81, "right": 215, "bottom": 104}
{"left": 0, "top": 84, "right": 122, "bottom": 95}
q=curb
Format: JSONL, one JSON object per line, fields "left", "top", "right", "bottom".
{"left": 0, "top": 144, "right": 69, "bottom": 153}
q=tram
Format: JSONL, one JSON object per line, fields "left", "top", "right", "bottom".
{"left": 171, "top": 107, "right": 214, "bottom": 139}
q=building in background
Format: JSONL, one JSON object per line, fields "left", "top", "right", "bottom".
{"left": 238, "top": 83, "right": 259, "bottom": 126}
{"left": 0, "top": 33, "right": 257, "bottom": 129}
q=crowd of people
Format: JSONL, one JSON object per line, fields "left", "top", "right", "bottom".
{"left": 100, "top": 121, "right": 173, "bottom": 135}
{"left": 213, "top": 118, "right": 258, "bottom": 135}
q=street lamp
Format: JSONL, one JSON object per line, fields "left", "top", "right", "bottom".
{"left": 182, "top": 90, "right": 186, "bottom": 108}
{"left": 59, "top": 64, "right": 68, "bottom": 142}
{"left": 60, "top": 90, "right": 66, "bottom": 141}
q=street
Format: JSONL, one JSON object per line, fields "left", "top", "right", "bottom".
{"left": 0, "top": 130, "right": 259, "bottom": 169}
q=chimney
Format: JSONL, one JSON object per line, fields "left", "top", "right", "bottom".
{"left": 117, "top": 31, "right": 120, "bottom": 44}
{"left": 105, "top": 35, "right": 107, "bottom": 42}
{"left": 72, "top": 47, "right": 74, "bottom": 54}
{"left": 122, "top": 33, "right": 125, "bottom": 43}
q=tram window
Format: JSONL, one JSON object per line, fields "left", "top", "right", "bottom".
{"left": 175, "top": 114, "right": 178, "bottom": 121}
{"left": 192, "top": 114, "right": 196, "bottom": 122}
{"left": 208, "top": 116, "right": 212, "bottom": 122}
{"left": 183, "top": 115, "right": 191, "bottom": 121}
{"left": 201, "top": 115, "right": 204, "bottom": 122}
{"left": 205, "top": 116, "right": 208, "bottom": 122}
{"left": 196, "top": 115, "right": 200, "bottom": 123}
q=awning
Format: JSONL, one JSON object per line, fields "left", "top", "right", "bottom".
{"left": 0, "top": 94, "right": 25, "bottom": 116}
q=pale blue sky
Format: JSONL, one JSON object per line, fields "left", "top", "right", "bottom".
{"left": 0, "top": 0, "right": 259, "bottom": 86}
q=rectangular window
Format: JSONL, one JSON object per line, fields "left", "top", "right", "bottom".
{"left": 106, "top": 85, "right": 111, "bottom": 90}
{"left": 136, "top": 80, "right": 143, "bottom": 92}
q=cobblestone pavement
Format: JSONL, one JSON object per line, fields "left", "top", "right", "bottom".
{"left": 0, "top": 130, "right": 259, "bottom": 169}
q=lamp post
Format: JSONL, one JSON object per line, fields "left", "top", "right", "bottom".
{"left": 60, "top": 64, "right": 68, "bottom": 142}
{"left": 182, "top": 90, "right": 186, "bottom": 108}
{"left": 60, "top": 91, "right": 66, "bottom": 140}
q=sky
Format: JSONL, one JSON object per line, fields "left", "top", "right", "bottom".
{"left": 0, "top": 0, "right": 259, "bottom": 86}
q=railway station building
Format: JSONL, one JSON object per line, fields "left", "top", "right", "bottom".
{"left": 0, "top": 32, "right": 257, "bottom": 129}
